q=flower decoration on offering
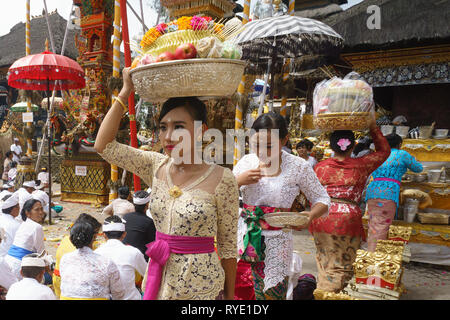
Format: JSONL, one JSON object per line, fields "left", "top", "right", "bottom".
{"left": 313, "top": 72, "right": 374, "bottom": 131}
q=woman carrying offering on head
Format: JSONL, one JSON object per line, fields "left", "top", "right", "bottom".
{"left": 365, "top": 133, "right": 423, "bottom": 251}
{"left": 233, "top": 112, "right": 330, "bottom": 300}
{"left": 94, "top": 67, "right": 239, "bottom": 300}
{"left": 308, "top": 113, "right": 390, "bottom": 292}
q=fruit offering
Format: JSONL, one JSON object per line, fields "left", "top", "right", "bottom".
{"left": 132, "top": 15, "right": 244, "bottom": 69}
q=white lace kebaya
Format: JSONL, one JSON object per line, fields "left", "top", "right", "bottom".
{"left": 233, "top": 150, "right": 330, "bottom": 291}
{"left": 59, "top": 246, "right": 125, "bottom": 300}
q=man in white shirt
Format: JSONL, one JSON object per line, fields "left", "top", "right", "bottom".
{"left": 17, "top": 181, "right": 35, "bottom": 218}
{"left": 102, "top": 186, "right": 134, "bottom": 218}
{"left": 95, "top": 216, "right": 147, "bottom": 300}
{"left": 10, "top": 138, "right": 22, "bottom": 163}
{"left": 6, "top": 253, "right": 56, "bottom": 300}
{"left": 0, "top": 193, "right": 21, "bottom": 257}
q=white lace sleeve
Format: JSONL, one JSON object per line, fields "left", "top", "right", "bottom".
{"left": 215, "top": 168, "right": 239, "bottom": 260}
{"left": 297, "top": 162, "right": 330, "bottom": 214}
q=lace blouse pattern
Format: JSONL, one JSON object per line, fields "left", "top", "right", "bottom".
{"left": 233, "top": 151, "right": 330, "bottom": 290}
{"left": 59, "top": 247, "right": 125, "bottom": 300}
{"left": 99, "top": 140, "right": 239, "bottom": 300}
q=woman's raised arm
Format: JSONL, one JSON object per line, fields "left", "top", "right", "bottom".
{"left": 94, "top": 67, "right": 133, "bottom": 153}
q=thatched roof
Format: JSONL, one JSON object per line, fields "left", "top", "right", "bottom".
{"left": 323, "top": 0, "right": 450, "bottom": 52}
{"left": 0, "top": 10, "right": 79, "bottom": 67}
{"left": 294, "top": 3, "right": 344, "bottom": 20}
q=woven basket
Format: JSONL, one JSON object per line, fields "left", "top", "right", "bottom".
{"left": 314, "top": 112, "right": 371, "bottom": 131}
{"left": 130, "top": 58, "right": 246, "bottom": 102}
{"left": 417, "top": 213, "right": 449, "bottom": 225}
{"left": 263, "top": 212, "right": 309, "bottom": 228}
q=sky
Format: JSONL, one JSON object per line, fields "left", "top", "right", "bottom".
{"left": 0, "top": 0, "right": 364, "bottom": 43}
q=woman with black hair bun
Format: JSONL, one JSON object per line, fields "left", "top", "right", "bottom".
{"left": 5, "top": 199, "right": 45, "bottom": 280}
{"left": 233, "top": 111, "right": 330, "bottom": 300}
{"left": 94, "top": 68, "right": 239, "bottom": 300}
{"left": 58, "top": 222, "right": 125, "bottom": 300}
{"left": 308, "top": 113, "right": 390, "bottom": 292}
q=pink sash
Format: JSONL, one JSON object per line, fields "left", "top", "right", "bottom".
{"left": 143, "top": 231, "right": 215, "bottom": 300}
{"left": 374, "top": 177, "right": 401, "bottom": 186}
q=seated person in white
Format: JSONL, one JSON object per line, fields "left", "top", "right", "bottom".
{"left": 37, "top": 167, "right": 49, "bottom": 188}
{"left": 32, "top": 180, "right": 63, "bottom": 217}
{"left": 6, "top": 253, "right": 56, "bottom": 300}
{"left": 95, "top": 216, "right": 147, "bottom": 300}
{"left": 5, "top": 198, "right": 46, "bottom": 280}
{"left": 101, "top": 186, "right": 134, "bottom": 218}
{"left": 0, "top": 193, "right": 21, "bottom": 257}
{"left": 0, "top": 183, "right": 15, "bottom": 204}
{"left": 0, "top": 227, "right": 18, "bottom": 293}
{"left": 17, "top": 180, "right": 35, "bottom": 219}
{"left": 7, "top": 162, "right": 17, "bottom": 184}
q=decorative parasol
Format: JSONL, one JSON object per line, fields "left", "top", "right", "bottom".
{"left": 8, "top": 49, "right": 85, "bottom": 225}
{"left": 8, "top": 51, "right": 85, "bottom": 90}
{"left": 234, "top": 15, "right": 343, "bottom": 74}
{"left": 10, "top": 102, "right": 39, "bottom": 112}
{"left": 233, "top": 15, "right": 343, "bottom": 113}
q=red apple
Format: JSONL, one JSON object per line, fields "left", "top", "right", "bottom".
{"left": 156, "top": 51, "right": 175, "bottom": 62}
{"left": 174, "top": 46, "right": 187, "bottom": 60}
{"left": 176, "top": 43, "right": 197, "bottom": 59}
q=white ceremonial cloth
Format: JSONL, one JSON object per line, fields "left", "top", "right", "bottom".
{"left": 6, "top": 278, "right": 56, "bottom": 300}
{"left": 0, "top": 213, "right": 21, "bottom": 257}
{"left": 0, "top": 256, "right": 17, "bottom": 289}
{"left": 95, "top": 239, "right": 147, "bottom": 300}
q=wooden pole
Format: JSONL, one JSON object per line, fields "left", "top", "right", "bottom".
{"left": 120, "top": 0, "right": 141, "bottom": 191}
{"left": 25, "top": 0, "right": 32, "bottom": 157}
{"left": 233, "top": 0, "right": 251, "bottom": 166}
{"left": 280, "top": 1, "right": 295, "bottom": 117}
{"left": 109, "top": 0, "right": 122, "bottom": 202}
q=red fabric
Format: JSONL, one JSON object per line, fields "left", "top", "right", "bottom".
{"left": 234, "top": 260, "right": 256, "bottom": 300}
{"left": 309, "top": 127, "right": 390, "bottom": 238}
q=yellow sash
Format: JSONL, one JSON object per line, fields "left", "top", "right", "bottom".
{"left": 60, "top": 296, "right": 108, "bottom": 300}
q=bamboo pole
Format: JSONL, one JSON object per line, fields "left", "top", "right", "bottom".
{"left": 120, "top": 0, "right": 141, "bottom": 191}
{"left": 109, "top": 0, "right": 122, "bottom": 201}
{"left": 233, "top": 0, "right": 251, "bottom": 166}
{"left": 25, "top": 0, "right": 32, "bottom": 157}
{"left": 280, "top": 1, "right": 295, "bottom": 117}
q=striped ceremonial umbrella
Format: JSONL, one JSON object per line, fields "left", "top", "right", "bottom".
{"left": 234, "top": 15, "right": 344, "bottom": 76}
{"left": 10, "top": 101, "right": 39, "bottom": 112}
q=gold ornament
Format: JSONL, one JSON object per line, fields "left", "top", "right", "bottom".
{"left": 388, "top": 225, "right": 412, "bottom": 243}
{"left": 168, "top": 185, "right": 183, "bottom": 198}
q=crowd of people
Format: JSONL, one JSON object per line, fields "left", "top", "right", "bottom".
{"left": 0, "top": 67, "right": 424, "bottom": 300}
